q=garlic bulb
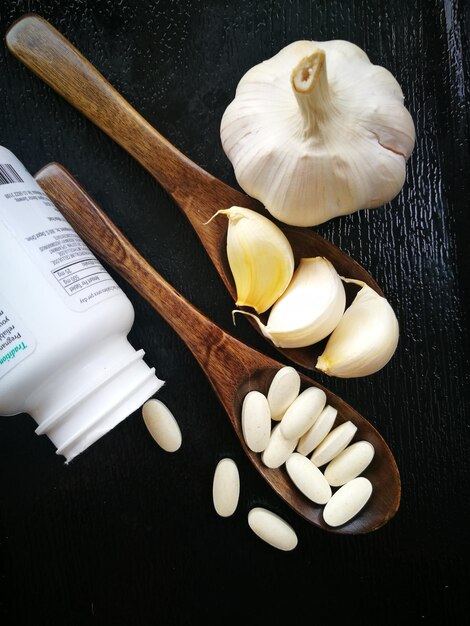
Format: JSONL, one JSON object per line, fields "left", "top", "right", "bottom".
{"left": 316, "top": 279, "right": 399, "bottom": 377}
{"left": 209, "top": 206, "right": 294, "bottom": 314}
{"left": 236, "top": 257, "right": 346, "bottom": 348}
{"left": 220, "top": 40, "right": 415, "bottom": 227}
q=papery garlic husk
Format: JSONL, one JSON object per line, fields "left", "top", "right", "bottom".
{"left": 220, "top": 40, "right": 416, "bottom": 227}
{"left": 316, "top": 278, "right": 399, "bottom": 377}
{"left": 236, "top": 257, "right": 346, "bottom": 348}
{"left": 209, "top": 206, "right": 294, "bottom": 314}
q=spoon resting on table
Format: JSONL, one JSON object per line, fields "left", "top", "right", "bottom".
{"left": 6, "top": 13, "right": 384, "bottom": 373}
{"left": 34, "top": 161, "right": 400, "bottom": 535}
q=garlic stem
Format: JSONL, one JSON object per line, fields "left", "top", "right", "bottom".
{"left": 291, "top": 50, "right": 333, "bottom": 135}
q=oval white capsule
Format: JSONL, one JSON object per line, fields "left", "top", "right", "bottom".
{"left": 285, "top": 452, "right": 332, "bottom": 504}
{"left": 310, "top": 420, "right": 357, "bottom": 467}
{"left": 142, "top": 398, "right": 182, "bottom": 452}
{"left": 297, "top": 405, "right": 337, "bottom": 456}
{"left": 324, "top": 440, "right": 375, "bottom": 486}
{"left": 280, "top": 386, "right": 326, "bottom": 440}
{"left": 212, "top": 458, "right": 240, "bottom": 517}
{"left": 248, "top": 507, "right": 298, "bottom": 551}
{"left": 267, "top": 366, "right": 301, "bottom": 420}
{"left": 241, "top": 390, "right": 271, "bottom": 452}
{"left": 261, "top": 423, "right": 298, "bottom": 469}
{"left": 323, "top": 477, "right": 373, "bottom": 527}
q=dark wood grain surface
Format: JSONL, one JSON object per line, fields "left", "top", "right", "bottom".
{"left": 0, "top": 1, "right": 469, "bottom": 624}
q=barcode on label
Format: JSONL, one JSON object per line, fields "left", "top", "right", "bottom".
{"left": 0, "top": 163, "right": 24, "bottom": 185}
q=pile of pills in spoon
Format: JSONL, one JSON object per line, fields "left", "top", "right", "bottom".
{"left": 212, "top": 366, "right": 375, "bottom": 551}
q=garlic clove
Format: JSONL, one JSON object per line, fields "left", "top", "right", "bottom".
{"left": 316, "top": 278, "right": 399, "bottom": 378}
{"left": 209, "top": 206, "right": 294, "bottom": 314}
{"left": 236, "top": 257, "right": 346, "bottom": 349}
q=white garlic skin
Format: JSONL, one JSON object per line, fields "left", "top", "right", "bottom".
{"left": 221, "top": 40, "right": 415, "bottom": 227}
{"left": 316, "top": 280, "right": 399, "bottom": 378}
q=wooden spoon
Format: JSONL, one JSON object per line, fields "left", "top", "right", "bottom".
{"left": 34, "top": 161, "right": 400, "bottom": 534}
{"left": 6, "top": 13, "right": 384, "bottom": 372}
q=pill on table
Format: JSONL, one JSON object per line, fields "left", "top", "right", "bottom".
{"left": 280, "top": 386, "right": 326, "bottom": 440}
{"left": 261, "top": 423, "right": 298, "bottom": 469}
{"left": 142, "top": 398, "right": 182, "bottom": 452}
{"left": 323, "top": 477, "right": 373, "bottom": 527}
{"left": 248, "top": 507, "right": 298, "bottom": 551}
{"left": 285, "top": 452, "right": 332, "bottom": 504}
{"left": 212, "top": 458, "right": 240, "bottom": 517}
{"left": 267, "top": 366, "right": 301, "bottom": 420}
{"left": 241, "top": 390, "right": 271, "bottom": 452}
{"left": 297, "top": 405, "right": 337, "bottom": 456}
{"left": 310, "top": 420, "right": 357, "bottom": 467}
{"left": 324, "top": 441, "right": 375, "bottom": 486}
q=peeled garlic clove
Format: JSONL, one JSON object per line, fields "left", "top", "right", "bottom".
{"left": 209, "top": 206, "right": 294, "bottom": 314}
{"left": 238, "top": 257, "right": 345, "bottom": 349}
{"left": 221, "top": 40, "right": 415, "bottom": 227}
{"left": 316, "top": 279, "right": 399, "bottom": 378}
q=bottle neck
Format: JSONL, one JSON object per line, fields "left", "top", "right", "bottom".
{"left": 27, "top": 335, "right": 164, "bottom": 462}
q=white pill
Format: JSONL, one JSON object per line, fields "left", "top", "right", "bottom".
{"left": 297, "top": 405, "right": 337, "bottom": 456}
{"left": 261, "top": 423, "right": 298, "bottom": 469}
{"left": 241, "top": 390, "right": 271, "bottom": 452}
{"left": 310, "top": 421, "right": 357, "bottom": 467}
{"left": 285, "top": 452, "right": 332, "bottom": 504}
{"left": 212, "top": 458, "right": 240, "bottom": 517}
{"left": 267, "top": 366, "right": 301, "bottom": 420}
{"left": 248, "top": 507, "right": 298, "bottom": 551}
{"left": 142, "top": 399, "right": 182, "bottom": 452}
{"left": 323, "top": 477, "right": 373, "bottom": 527}
{"left": 324, "top": 441, "right": 375, "bottom": 486}
{"left": 280, "top": 386, "right": 326, "bottom": 440}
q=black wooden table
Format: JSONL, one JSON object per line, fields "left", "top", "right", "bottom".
{"left": 1, "top": 1, "right": 469, "bottom": 624}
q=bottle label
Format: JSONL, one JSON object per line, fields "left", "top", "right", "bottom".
{"left": 0, "top": 149, "right": 122, "bottom": 312}
{"left": 0, "top": 295, "right": 37, "bottom": 380}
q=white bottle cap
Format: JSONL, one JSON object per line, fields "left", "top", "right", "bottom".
{"left": 27, "top": 336, "right": 164, "bottom": 463}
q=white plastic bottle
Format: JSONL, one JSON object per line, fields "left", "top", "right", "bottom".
{"left": 0, "top": 146, "right": 164, "bottom": 462}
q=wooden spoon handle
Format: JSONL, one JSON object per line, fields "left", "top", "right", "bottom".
{"left": 34, "top": 161, "right": 255, "bottom": 391}
{"left": 6, "top": 14, "right": 234, "bottom": 226}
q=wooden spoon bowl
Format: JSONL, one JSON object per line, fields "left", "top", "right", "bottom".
{"left": 34, "top": 162, "right": 400, "bottom": 535}
{"left": 7, "top": 13, "right": 383, "bottom": 372}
